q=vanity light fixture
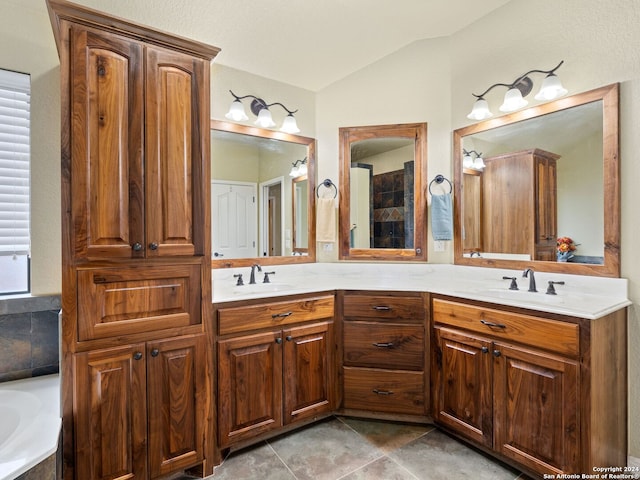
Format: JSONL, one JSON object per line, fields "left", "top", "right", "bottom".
{"left": 225, "top": 90, "right": 300, "bottom": 133}
{"left": 289, "top": 157, "right": 307, "bottom": 177}
{"left": 463, "top": 149, "right": 485, "bottom": 170}
{"left": 467, "top": 61, "right": 568, "bottom": 120}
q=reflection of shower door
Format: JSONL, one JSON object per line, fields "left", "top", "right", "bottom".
{"left": 212, "top": 181, "right": 257, "bottom": 259}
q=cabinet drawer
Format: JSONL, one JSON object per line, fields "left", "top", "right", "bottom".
{"left": 218, "top": 295, "right": 335, "bottom": 335}
{"left": 77, "top": 264, "right": 201, "bottom": 341}
{"left": 343, "top": 322, "right": 424, "bottom": 370}
{"left": 343, "top": 367, "right": 425, "bottom": 415}
{"left": 343, "top": 294, "right": 425, "bottom": 323}
{"left": 432, "top": 298, "right": 579, "bottom": 356}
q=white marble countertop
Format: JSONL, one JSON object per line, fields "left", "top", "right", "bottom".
{"left": 213, "top": 263, "right": 631, "bottom": 320}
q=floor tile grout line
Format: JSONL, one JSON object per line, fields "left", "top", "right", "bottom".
{"left": 384, "top": 454, "right": 422, "bottom": 480}
{"left": 265, "top": 438, "right": 301, "bottom": 480}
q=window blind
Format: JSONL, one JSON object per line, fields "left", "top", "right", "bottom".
{"left": 0, "top": 69, "right": 30, "bottom": 256}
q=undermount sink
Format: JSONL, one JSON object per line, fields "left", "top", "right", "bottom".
{"left": 232, "top": 283, "right": 294, "bottom": 294}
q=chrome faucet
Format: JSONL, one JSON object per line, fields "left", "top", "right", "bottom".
{"left": 249, "top": 264, "right": 262, "bottom": 284}
{"left": 522, "top": 268, "right": 537, "bottom": 292}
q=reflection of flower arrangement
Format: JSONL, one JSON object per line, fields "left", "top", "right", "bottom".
{"left": 556, "top": 236, "right": 578, "bottom": 261}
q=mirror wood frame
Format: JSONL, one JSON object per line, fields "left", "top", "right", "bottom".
{"left": 210, "top": 119, "right": 317, "bottom": 268}
{"left": 453, "top": 83, "right": 620, "bottom": 277}
{"left": 339, "top": 123, "right": 428, "bottom": 261}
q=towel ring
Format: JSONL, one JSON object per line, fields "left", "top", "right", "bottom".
{"left": 317, "top": 178, "right": 337, "bottom": 198}
{"left": 428, "top": 174, "right": 452, "bottom": 195}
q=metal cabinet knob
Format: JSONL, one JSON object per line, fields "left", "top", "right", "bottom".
{"left": 133, "top": 352, "right": 143, "bottom": 360}
{"left": 132, "top": 242, "right": 142, "bottom": 251}
{"left": 150, "top": 348, "right": 159, "bottom": 357}
{"left": 149, "top": 242, "right": 158, "bottom": 250}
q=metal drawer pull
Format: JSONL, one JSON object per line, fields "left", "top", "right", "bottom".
{"left": 372, "top": 342, "right": 395, "bottom": 348}
{"left": 372, "top": 389, "right": 394, "bottom": 395}
{"left": 480, "top": 319, "right": 506, "bottom": 329}
{"left": 272, "top": 311, "right": 293, "bottom": 318}
{"left": 372, "top": 305, "right": 391, "bottom": 311}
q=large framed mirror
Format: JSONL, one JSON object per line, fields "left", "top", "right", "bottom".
{"left": 453, "top": 83, "right": 620, "bottom": 277}
{"left": 339, "top": 123, "right": 428, "bottom": 261}
{"left": 210, "top": 120, "right": 316, "bottom": 268}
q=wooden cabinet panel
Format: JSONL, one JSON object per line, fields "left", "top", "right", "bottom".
{"left": 343, "top": 294, "right": 425, "bottom": 322}
{"left": 432, "top": 298, "right": 578, "bottom": 356}
{"left": 145, "top": 47, "right": 205, "bottom": 257}
{"left": 217, "top": 330, "right": 283, "bottom": 447}
{"left": 493, "top": 342, "right": 579, "bottom": 475}
{"left": 433, "top": 327, "right": 492, "bottom": 446}
{"left": 218, "top": 295, "right": 335, "bottom": 335}
{"left": 343, "top": 367, "right": 425, "bottom": 415}
{"left": 343, "top": 322, "right": 424, "bottom": 370}
{"left": 77, "top": 264, "right": 201, "bottom": 341}
{"left": 283, "top": 321, "right": 335, "bottom": 423}
{"left": 74, "top": 345, "right": 147, "bottom": 480}
{"left": 147, "top": 335, "right": 206, "bottom": 478}
{"left": 70, "top": 26, "right": 144, "bottom": 260}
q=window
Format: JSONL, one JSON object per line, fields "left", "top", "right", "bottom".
{"left": 0, "top": 69, "right": 30, "bottom": 294}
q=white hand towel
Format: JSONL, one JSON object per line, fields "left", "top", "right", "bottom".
{"left": 316, "top": 197, "right": 336, "bottom": 242}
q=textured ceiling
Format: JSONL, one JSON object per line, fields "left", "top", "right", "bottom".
{"left": 42, "top": 0, "right": 512, "bottom": 91}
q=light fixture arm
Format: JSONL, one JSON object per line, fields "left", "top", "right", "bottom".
{"left": 229, "top": 90, "right": 298, "bottom": 115}
{"left": 471, "top": 60, "right": 565, "bottom": 99}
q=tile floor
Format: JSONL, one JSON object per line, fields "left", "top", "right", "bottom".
{"left": 181, "top": 416, "right": 529, "bottom": 480}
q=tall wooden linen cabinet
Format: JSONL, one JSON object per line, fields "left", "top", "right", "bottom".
{"left": 47, "top": 1, "right": 220, "bottom": 478}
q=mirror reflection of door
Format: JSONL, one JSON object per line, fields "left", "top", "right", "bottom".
{"left": 350, "top": 138, "right": 415, "bottom": 249}
{"left": 260, "top": 179, "right": 283, "bottom": 257}
{"left": 292, "top": 176, "right": 308, "bottom": 252}
{"left": 211, "top": 181, "right": 257, "bottom": 258}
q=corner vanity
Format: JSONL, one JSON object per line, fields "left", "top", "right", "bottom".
{"left": 212, "top": 263, "right": 629, "bottom": 479}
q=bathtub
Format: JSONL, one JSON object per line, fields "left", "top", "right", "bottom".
{"left": 0, "top": 374, "right": 61, "bottom": 480}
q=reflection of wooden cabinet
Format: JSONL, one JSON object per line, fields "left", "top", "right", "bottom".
{"left": 482, "top": 149, "right": 559, "bottom": 260}
{"left": 49, "top": 1, "right": 219, "bottom": 478}
{"left": 432, "top": 297, "right": 627, "bottom": 478}
{"left": 216, "top": 295, "right": 336, "bottom": 448}
{"left": 462, "top": 169, "right": 483, "bottom": 253}
{"left": 74, "top": 335, "right": 206, "bottom": 480}
{"left": 341, "top": 292, "right": 429, "bottom": 418}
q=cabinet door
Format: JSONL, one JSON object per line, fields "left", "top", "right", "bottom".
{"left": 70, "top": 26, "right": 144, "bottom": 259}
{"left": 147, "top": 335, "right": 206, "bottom": 478}
{"left": 217, "top": 330, "right": 283, "bottom": 447}
{"left": 535, "top": 157, "right": 557, "bottom": 260}
{"left": 145, "top": 47, "right": 207, "bottom": 257}
{"left": 74, "top": 344, "right": 147, "bottom": 480}
{"left": 493, "top": 342, "right": 579, "bottom": 475}
{"left": 283, "top": 321, "right": 335, "bottom": 424}
{"left": 433, "top": 327, "right": 492, "bottom": 446}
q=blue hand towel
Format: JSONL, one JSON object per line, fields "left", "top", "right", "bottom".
{"left": 431, "top": 193, "right": 453, "bottom": 241}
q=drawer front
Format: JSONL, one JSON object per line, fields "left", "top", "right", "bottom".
{"left": 77, "top": 264, "right": 201, "bottom": 341}
{"left": 218, "top": 295, "right": 335, "bottom": 335}
{"left": 343, "top": 367, "right": 425, "bottom": 415}
{"left": 343, "top": 322, "right": 424, "bottom": 370}
{"left": 343, "top": 294, "right": 425, "bottom": 323}
{"left": 432, "top": 298, "right": 579, "bottom": 356}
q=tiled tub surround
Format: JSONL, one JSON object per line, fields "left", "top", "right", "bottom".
{"left": 0, "top": 374, "right": 61, "bottom": 480}
{"left": 0, "top": 295, "right": 60, "bottom": 383}
{"left": 213, "top": 263, "right": 630, "bottom": 319}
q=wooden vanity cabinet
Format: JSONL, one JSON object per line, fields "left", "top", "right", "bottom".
{"left": 74, "top": 334, "right": 206, "bottom": 480}
{"left": 482, "top": 148, "right": 559, "bottom": 260}
{"left": 432, "top": 296, "right": 627, "bottom": 478}
{"left": 216, "top": 295, "right": 337, "bottom": 448}
{"left": 48, "top": 1, "right": 220, "bottom": 478}
{"left": 341, "top": 291, "right": 430, "bottom": 419}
